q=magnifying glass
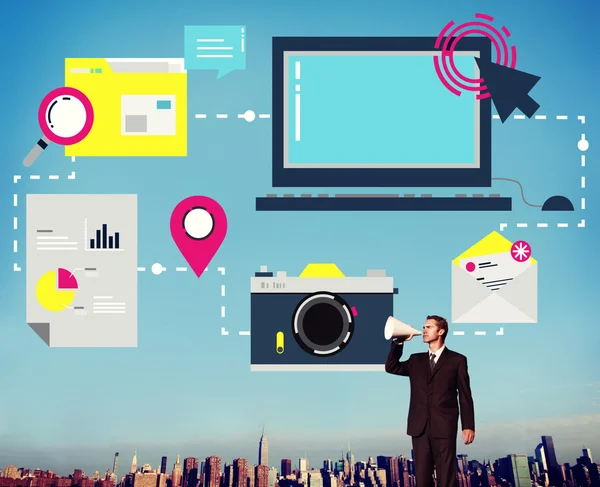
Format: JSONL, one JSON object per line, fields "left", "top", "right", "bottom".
{"left": 23, "top": 87, "right": 94, "bottom": 167}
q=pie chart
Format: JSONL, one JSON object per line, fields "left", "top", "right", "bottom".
{"left": 36, "top": 268, "right": 79, "bottom": 312}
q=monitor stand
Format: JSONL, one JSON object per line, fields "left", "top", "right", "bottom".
{"left": 255, "top": 194, "right": 512, "bottom": 211}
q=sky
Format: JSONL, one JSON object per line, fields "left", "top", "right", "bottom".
{"left": 0, "top": 0, "right": 598, "bottom": 478}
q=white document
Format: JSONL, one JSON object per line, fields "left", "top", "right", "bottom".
{"left": 26, "top": 194, "right": 138, "bottom": 347}
{"left": 121, "top": 94, "right": 176, "bottom": 136}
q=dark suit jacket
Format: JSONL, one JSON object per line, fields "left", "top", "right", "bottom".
{"left": 385, "top": 341, "right": 475, "bottom": 439}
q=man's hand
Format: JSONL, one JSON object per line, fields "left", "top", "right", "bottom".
{"left": 462, "top": 429, "right": 475, "bottom": 445}
{"left": 394, "top": 334, "right": 414, "bottom": 343}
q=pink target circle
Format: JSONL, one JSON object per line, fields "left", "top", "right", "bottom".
{"left": 433, "top": 14, "right": 518, "bottom": 99}
{"left": 37, "top": 87, "right": 94, "bottom": 146}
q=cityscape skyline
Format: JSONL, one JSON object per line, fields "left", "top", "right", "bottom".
{"left": 1, "top": 432, "right": 598, "bottom": 487}
{"left": 2, "top": 425, "right": 599, "bottom": 479}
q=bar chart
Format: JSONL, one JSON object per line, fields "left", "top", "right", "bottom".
{"left": 84, "top": 218, "right": 124, "bottom": 251}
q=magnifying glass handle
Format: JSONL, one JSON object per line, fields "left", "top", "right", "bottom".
{"left": 23, "top": 136, "right": 51, "bottom": 167}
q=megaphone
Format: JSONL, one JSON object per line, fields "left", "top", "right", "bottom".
{"left": 384, "top": 316, "right": 422, "bottom": 340}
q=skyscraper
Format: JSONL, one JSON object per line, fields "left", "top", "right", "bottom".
{"left": 583, "top": 448, "right": 594, "bottom": 464}
{"left": 130, "top": 451, "right": 138, "bottom": 474}
{"left": 308, "top": 471, "right": 323, "bottom": 487}
{"left": 267, "top": 467, "right": 277, "bottom": 487}
{"left": 161, "top": 457, "right": 168, "bottom": 476}
{"left": 112, "top": 453, "right": 119, "bottom": 482}
{"left": 247, "top": 465, "right": 255, "bottom": 487}
{"left": 281, "top": 460, "right": 292, "bottom": 477}
{"left": 183, "top": 458, "right": 199, "bottom": 487}
{"left": 507, "top": 455, "right": 531, "bottom": 487}
{"left": 541, "top": 436, "right": 562, "bottom": 487}
{"left": 541, "top": 437, "right": 559, "bottom": 467}
{"left": 255, "top": 465, "right": 269, "bottom": 487}
{"left": 204, "top": 456, "right": 221, "bottom": 487}
{"left": 172, "top": 456, "right": 183, "bottom": 487}
{"left": 535, "top": 444, "right": 548, "bottom": 472}
{"left": 233, "top": 459, "right": 248, "bottom": 487}
{"left": 199, "top": 461, "right": 205, "bottom": 487}
{"left": 346, "top": 445, "right": 354, "bottom": 483}
{"left": 376, "top": 456, "right": 391, "bottom": 487}
{"left": 258, "top": 426, "right": 269, "bottom": 467}
{"left": 223, "top": 463, "right": 234, "bottom": 487}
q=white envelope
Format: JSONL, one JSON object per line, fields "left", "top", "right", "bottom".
{"left": 451, "top": 231, "right": 538, "bottom": 323}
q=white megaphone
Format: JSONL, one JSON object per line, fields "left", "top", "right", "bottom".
{"left": 384, "top": 316, "right": 422, "bottom": 340}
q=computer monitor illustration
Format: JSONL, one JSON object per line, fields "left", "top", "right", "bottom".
{"left": 271, "top": 36, "right": 491, "bottom": 188}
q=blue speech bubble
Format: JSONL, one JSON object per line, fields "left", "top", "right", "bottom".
{"left": 184, "top": 25, "right": 246, "bottom": 79}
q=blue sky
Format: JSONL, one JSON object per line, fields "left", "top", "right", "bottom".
{"left": 0, "top": 0, "right": 598, "bottom": 476}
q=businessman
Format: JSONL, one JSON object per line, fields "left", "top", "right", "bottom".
{"left": 385, "top": 315, "right": 475, "bottom": 487}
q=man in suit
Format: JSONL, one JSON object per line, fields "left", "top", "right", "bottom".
{"left": 385, "top": 315, "right": 475, "bottom": 487}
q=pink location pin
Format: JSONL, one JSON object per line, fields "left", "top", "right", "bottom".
{"left": 170, "top": 196, "right": 227, "bottom": 277}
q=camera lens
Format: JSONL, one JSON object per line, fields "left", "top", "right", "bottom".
{"left": 292, "top": 292, "right": 355, "bottom": 356}
{"left": 303, "top": 303, "right": 344, "bottom": 345}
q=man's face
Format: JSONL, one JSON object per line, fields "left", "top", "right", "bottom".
{"left": 422, "top": 319, "right": 441, "bottom": 343}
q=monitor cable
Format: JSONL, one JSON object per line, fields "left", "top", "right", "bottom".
{"left": 492, "top": 177, "right": 574, "bottom": 211}
{"left": 492, "top": 178, "right": 541, "bottom": 208}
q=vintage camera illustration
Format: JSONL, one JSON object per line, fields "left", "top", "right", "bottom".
{"left": 250, "top": 263, "right": 398, "bottom": 371}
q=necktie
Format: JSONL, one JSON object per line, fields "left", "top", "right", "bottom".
{"left": 429, "top": 353, "right": 436, "bottom": 372}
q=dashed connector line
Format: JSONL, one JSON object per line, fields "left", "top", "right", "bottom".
{"left": 500, "top": 219, "right": 586, "bottom": 232}
{"left": 195, "top": 110, "right": 271, "bottom": 123}
{"left": 229, "top": 327, "right": 496, "bottom": 338}
{"left": 137, "top": 264, "right": 225, "bottom": 275}
{"left": 452, "top": 327, "right": 504, "bottom": 336}
{"left": 14, "top": 171, "right": 76, "bottom": 182}
{"left": 221, "top": 329, "right": 250, "bottom": 336}
{"left": 138, "top": 264, "right": 227, "bottom": 326}
{"left": 492, "top": 114, "right": 585, "bottom": 122}
{"left": 12, "top": 170, "right": 77, "bottom": 272}
{"left": 198, "top": 112, "right": 583, "bottom": 123}
{"left": 499, "top": 131, "right": 588, "bottom": 232}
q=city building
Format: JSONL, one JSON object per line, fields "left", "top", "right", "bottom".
{"left": 202, "top": 457, "right": 220, "bottom": 487}
{"left": 280, "top": 460, "right": 292, "bottom": 478}
{"left": 233, "top": 459, "right": 248, "bottom": 487}
{"left": 172, "top": 456, "right": 183, "bottom": 487}
{"left": 130, "top": 452, "right": 137, "bottom": 475}
{"left": 507, "top": 454, "right": 531, "bottom": 487}
{"left": 255, "top": 465, "right": 269, "bottom": 487}
{"left": 183, "top": 458, "right": 199, "bottom": 487}
{"left": 259, "top": 427, "right": 269, "bottom": 468}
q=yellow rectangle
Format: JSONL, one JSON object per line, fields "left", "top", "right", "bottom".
{"left": 65, "top": 58, "right": 187, "bottom": 157}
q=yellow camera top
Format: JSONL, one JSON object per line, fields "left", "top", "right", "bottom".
{"left": 298, "top": 263, "right": 345, "bottom": 278}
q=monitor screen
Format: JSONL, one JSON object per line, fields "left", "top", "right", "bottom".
{"left": 272, "top": 37, "right": 492, "bottom": 188}
{"left": 284, "top": 52, "right": 479, "bottom": 168}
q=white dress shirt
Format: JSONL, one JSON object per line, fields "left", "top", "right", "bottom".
{"left": 428, "top": 344, "right": 446, "bottom": 365}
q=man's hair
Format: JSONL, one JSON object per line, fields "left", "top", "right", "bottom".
{"left": 427, "top": 315, "right": 449, "bottom": 342}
